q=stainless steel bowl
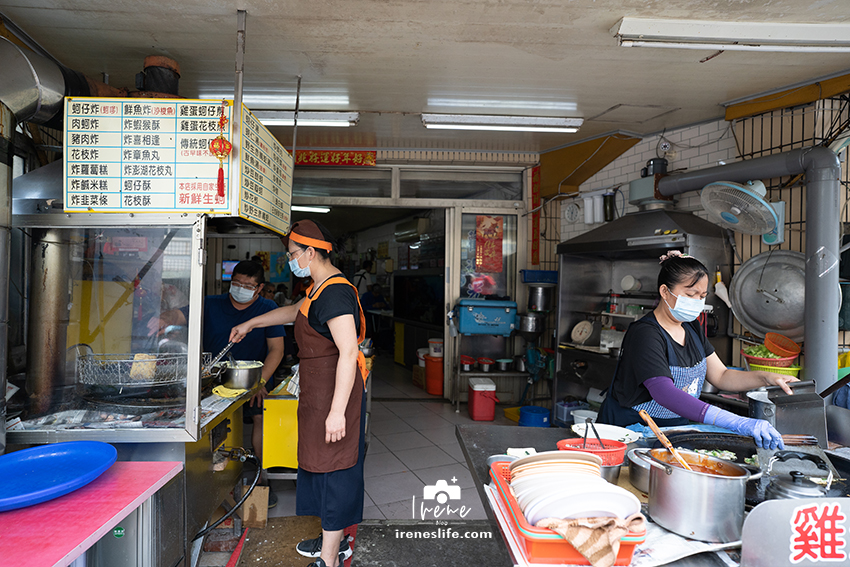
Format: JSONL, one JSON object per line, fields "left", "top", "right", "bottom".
{"left": 601, "top": 463, "right": 623, "bottom": 485}
{"left": 220, "top": 361, "right": 264, "bottom": 389}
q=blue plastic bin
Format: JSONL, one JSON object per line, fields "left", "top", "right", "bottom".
{"left": 520, "top": 270, "right": 558, "bottom": 285}
{"left": 518, "top": 405, "right": 550, "bottom": 427}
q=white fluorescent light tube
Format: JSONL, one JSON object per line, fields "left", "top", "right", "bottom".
{"left": 291, "top": 205, "right": 331, "bottom": 213}
{"left": 254, "top": 111, "right": 359, "bottom": 127}
{"left": 421, "top": 114, "right": 582, "bottom": 133}
{"left": 611, "top": 17, "right": 850, "bottom": 52}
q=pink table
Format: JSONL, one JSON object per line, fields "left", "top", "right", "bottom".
{"left": 0, "top": 461, "right": 183, "bottom": 567}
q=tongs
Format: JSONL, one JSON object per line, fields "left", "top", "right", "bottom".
{"left": 203, "top": 341, "right": 234, "bottom": 376}
{"left": 582, "top": 417, "right": 607, "bottom": 449}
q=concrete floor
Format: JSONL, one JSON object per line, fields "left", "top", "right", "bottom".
{"left": 198, "top": 353, "right": 518, "bottom": 566}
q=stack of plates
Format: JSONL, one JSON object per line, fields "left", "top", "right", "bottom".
{"left": 508, "top": 451, "right": 640, "bottom": 525}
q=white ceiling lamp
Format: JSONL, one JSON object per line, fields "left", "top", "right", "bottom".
{"left": 291, "top": 205, "right": 331, "bottom": 213}
{"left": 611, "top": 17, "right": 850, "bottom": 53}
{"left": 421, "top": 113, "right": 583, "bottom": 133}
{"left": 254, "top": 111, "right": 359, "bottom": 127}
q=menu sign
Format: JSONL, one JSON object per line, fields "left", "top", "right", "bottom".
{"left": 238, "top": 105, "right": 292, "bottom": 235}
{"left": 64, "top": 97, "right": 232, "bottom": 213}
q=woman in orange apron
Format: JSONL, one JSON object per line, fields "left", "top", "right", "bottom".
{"left": 230, "top": 220, "right": 368, "bottom": 567}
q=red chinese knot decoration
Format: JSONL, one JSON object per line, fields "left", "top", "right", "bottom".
{"left": 208, "top": 100, "right": 232, "bottom": 198}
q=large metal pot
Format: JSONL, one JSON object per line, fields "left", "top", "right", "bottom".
{"left": 637, "top": 448, "right": 762, "bottom": 543}
{"left": 219, "top": 361, "right": 264, "bottom": 390}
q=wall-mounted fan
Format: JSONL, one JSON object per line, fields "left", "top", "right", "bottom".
{"left": 700, "top": 180, "right": 785, "bottom": 245}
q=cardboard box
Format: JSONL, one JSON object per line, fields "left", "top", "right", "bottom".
{"left": 412, "top": 365, "right": 426, "bottom": 389}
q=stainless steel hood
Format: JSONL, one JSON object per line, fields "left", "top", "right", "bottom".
{"left": 556, "top": 209, "right": 726, "bottom": 258}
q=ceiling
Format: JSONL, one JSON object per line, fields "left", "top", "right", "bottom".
{"left": 3, "top": 0, "right": 850, "bottom": 155}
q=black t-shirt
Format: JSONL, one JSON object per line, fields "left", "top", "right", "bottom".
{"left": 609, "top": 312, "right": 715, "bottom": 408}
{"left": 307, "top": 276, "right": 362, "bottom": 341}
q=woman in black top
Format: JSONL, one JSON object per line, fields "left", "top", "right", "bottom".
{"left": 598, "top": 251, "right": 796, "bottom": 449}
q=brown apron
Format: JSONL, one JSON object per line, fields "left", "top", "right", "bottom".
{"left": 295, "top": 275, "right": 368, "bottom": 473}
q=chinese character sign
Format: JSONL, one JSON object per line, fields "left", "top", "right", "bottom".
{"left": 294, "top": 150, "right": 376, "bottom": 167}
{"left": 239, "top": 106, "right": 292, "bottom": 235}
{"left": 64, "top": 97, "right": 232, "bottom": 213}
{"left": 790, "top": 502, "right": 847, "bottom": 563}
{"left": 475, "top": 215, "right": 504, "bottom": 273}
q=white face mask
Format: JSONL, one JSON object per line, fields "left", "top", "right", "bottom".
{"left": 230, "top": 284, "right": 256, "bottom": 304}
{"left": 664, "top": 291, "right": 705, "bottom": 322}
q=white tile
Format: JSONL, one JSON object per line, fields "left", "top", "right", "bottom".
{"left": 365, "top": 451, "right": 409, "bottom": 476}
{"left": 394, "top": 445, "right": 456, "bottom": 470}
{"left": 377, "top": 430, "right": 434, "bottom": 452}
{"left": 362, "top": 505, "right": 385, "bottom": 520}
{"left": 370, "top": 417, "right": 414, "bottom": 436}
{"left": 365, "top": 470, "right": 426, "bottom": 506}
{"left": 400, "top": 412, "right": 455, "bottom": 431}
{"left": 367, "top": 436, "right": 389, "bottom": 455}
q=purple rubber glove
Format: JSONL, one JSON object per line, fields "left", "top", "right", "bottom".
{"left": 704, "top": 406, "right": 785, "bottom": 450}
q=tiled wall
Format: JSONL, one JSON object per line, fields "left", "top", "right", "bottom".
{"left": 559, "top": 118, "right": 739, "bottom": 241}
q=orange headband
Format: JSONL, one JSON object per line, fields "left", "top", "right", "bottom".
{"left": 289, "top": 231, "right": 333, "bottom": 251}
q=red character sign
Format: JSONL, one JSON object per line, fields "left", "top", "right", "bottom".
{"left": 790, "top": 502, "right": 847, "bottom": 563}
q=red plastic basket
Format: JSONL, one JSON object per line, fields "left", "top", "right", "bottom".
{"left": 556, "top": 439, "right": 628, "bottom": 466}
{"left": 488, "top": 461, "right": 645, "bottom": 565}
{"left": 765, "top": 333, "right": 801, "bottom": 358}
{"left": 741, "top": 349, "right": 797, "bottom": 368}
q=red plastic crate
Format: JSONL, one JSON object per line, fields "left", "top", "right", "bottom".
{"left": 488, "top": 461, "right": 645, "bottom": 565}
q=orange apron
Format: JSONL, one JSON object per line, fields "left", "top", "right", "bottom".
{"left": 295, "top": 275, "right": 367, "bottom": 473}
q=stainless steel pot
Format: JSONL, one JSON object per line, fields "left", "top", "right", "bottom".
{"left": 514, "top": 355, "right": 527, "bottom": 372}
{"left": 527, "top": 285, "right": 553, "bottom": 312}
{"left": 220, "top": 361, "right": 264, "bottom": 390}
{"left": 496, "top": 359, "right": 512, "bottom": 372}
{"left": 628, "top": 448, "right": 651, "bottom": 493}
{"left": 638, "top": 448, "right": 762, "bottom": 543}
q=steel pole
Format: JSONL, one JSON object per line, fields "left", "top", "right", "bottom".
{"left": 657, "top": 146, "right": 842, "bottom": 393}
{"left": 0, "top": 102, "right": 12, "bottom": 454}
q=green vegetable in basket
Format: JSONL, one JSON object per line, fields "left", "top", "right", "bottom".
{"left": 744, "top": 345, "right": 781, "bottom": 359}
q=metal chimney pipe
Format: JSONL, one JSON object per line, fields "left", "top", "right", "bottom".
{"left": 26, "top": 228, "right": 72, "bottom": 413}
{"left": 657, "top": 146, "right": 842, "bottom": 392}
{"left": 0, "top": 102, "right": 13, "bottom": 454}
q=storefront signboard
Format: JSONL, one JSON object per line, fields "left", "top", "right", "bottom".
{"left": 238, "top": 106, "right": 292, "bottom": 235}
{"left": 64, "top": 97, "right": 233, "bottom": 213}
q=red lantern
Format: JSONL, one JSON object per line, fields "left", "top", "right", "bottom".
{"left": 208, "top": 100, "right": 232, "bottom": 198}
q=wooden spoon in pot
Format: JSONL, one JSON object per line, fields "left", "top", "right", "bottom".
{"left": 639, "top": 409, "right": 693, "bottom": 471}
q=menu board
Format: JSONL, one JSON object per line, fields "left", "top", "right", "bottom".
{"left": 238, "top": 105, "right": 292, "bottom": 235}
{"left": 64, "top": 97, "right": 233, "bottom": 213}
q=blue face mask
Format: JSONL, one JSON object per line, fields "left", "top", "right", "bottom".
{"left": 289, "top": 252, "right": 312, "bottom": 279}
{"left": 230, "top": 284, "right": 256, "bottom": 304}
{"left": 664, "top": 291, "right": 705, "bottom": 323}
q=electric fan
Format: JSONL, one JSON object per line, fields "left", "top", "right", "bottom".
{"left": 700, "top": 180, "right": 785, "bottom": 244}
